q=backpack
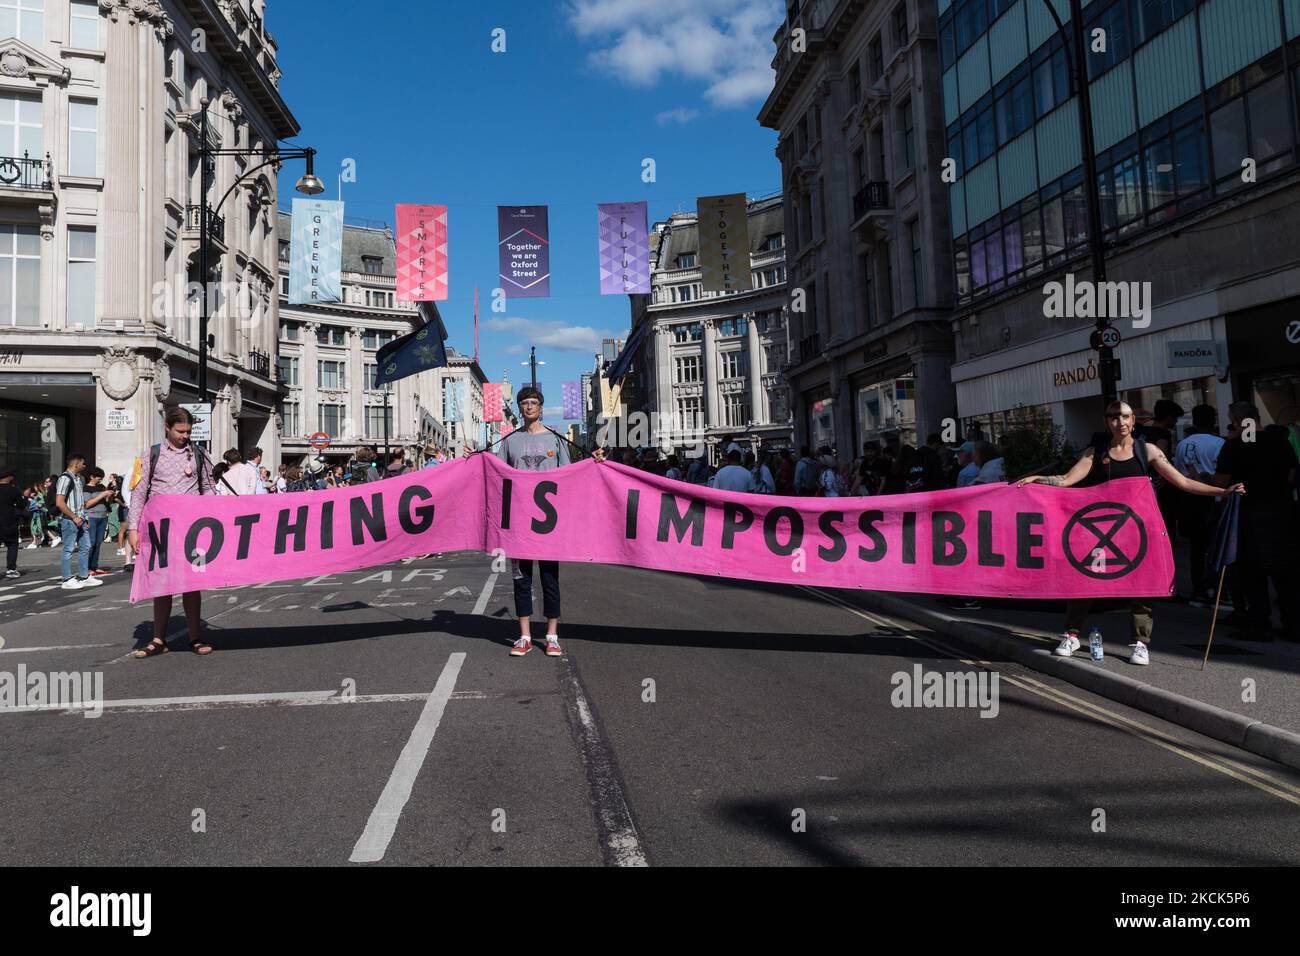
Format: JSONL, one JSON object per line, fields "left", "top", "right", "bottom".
{"left": 48, "top": 474, "right": 74, "bottom": 523}
{"left": 144, "top": 442, "right": 210, "bottom": 502}
{"left": 799, "top": 458, "right": 822, "bottom": 494}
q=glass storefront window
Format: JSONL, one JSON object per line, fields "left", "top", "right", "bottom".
{"left": 0, "top": 405, "right": 65, "bottom": 482}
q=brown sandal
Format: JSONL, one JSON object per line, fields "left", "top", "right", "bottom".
{"left": 134, "top": 639, "right": 168, "bottom": 659}
{"left": 190, "top": 639, "right": 213, "bottom": 655}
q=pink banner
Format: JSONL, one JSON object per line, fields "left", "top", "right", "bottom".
{"left": 395, "top": 204, "right": 448, "bottom": 301}
{"left": 130, "top": 459, "right": 1174, "bottom": 602}
{"left": 484, "top": 383, "right": 503, "bottom": 423}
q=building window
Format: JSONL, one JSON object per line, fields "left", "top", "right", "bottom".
{"left": 362, "top": 329, "right": 397, "bottom": 350}
{"left": 316, "top": 325, "right": 346, "bottom": 346}
{"left": 721, "top": 351, "right": 747, "bottom": 379}
{"left": 276, "top": 355, "right": 299, "bottom": 386}
{"left": 994, "top": 64, "right": 1034, "bottom": 145}
{"left": 0, "top": 93, "right": 41, "bottom": 161}
{"left": 1134, "top": 0, "right": 1195, "bottom": 45}
{"left": 364, "top": 362, "right": 380, "bottom": 389}
{"left": 849, "top": 62, "right": 862, "bottom": 104}
{"left": 365, "top": 404, "right": 393, "bottom": 438}
{"left": 673, "top": 322, "right": 703, "bottom": 343}
{"left": 279, "top": 320, "right": 300, "bottom": 341}
{"left": 899, "top": 99, "right": 915, "bottom": 170}
{"left": 761, "top": 232, "right": 785, "bottom": 252}
{"left": 909, "top": 222, "right": 922, "bottom": 310}
{"left": 892, "top": 3, "right": 907, "bottom": 51}
{"left": 723, "top": 394, "right": 749, "bottom": 427}
{"left": 676, "top": 396, "right": 701, "bottom": 431}
{"left": 1032, "top": 39, "right": 1069, "bottom": 119}
{"left": 674, "top": 284, "right": 699, "bottom": 303}
{"left": 361, "top": 255, "right": 382, "bottom": 275}
{"left": 953, "top": 0, "right": 988, "bottom": 57}
{"left": 280, "top": 275, "right": 289, "bottom": 296}
{"left": 0, "top": 0, "right": 43, "bottom": 44}
{"left": 317, "top": 403, "right": 343, "bottom": 437}
{"left": 0, "top": 223, "right": 39, "bottom": 326}
{"left": 68, "top": 99, "right": 97, "bottom": 178}
{"left": 674, "top": 355, "right": 700, "bottom": 384}
{"left": 1085, "top": 0, "right": 1130, "bottom": 80}
{"left": 282, "top": 402, "right": 299, "bottom": 437}
{"left": 69, "top": 0, "right": 99, "bottom": 48}
{"left": 868, "top": 34, "right": 883, "bottom": 82}
{"left": 67, "top": 226, "right": 95, "bottom": 327}
{"left": 278, "top": 239, "right": 290, "bottom": 262}
{"left": 675, "top": 252, "right": 696, "bottom": 269}
{"left": 862, "top": 254, "right": 876, "bottom": 328}
{"left": 757, "top": 266, "right": 785, "bottom": 287}
{"left": 317, "top": 360, "right": 347, "bottom": 390}
{"left": 717, "top": 316, "right": 748, "bottom": 337}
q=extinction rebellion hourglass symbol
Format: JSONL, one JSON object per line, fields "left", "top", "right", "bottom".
{"left": 1062, "top": 503, "right": 1149, "bottom": 580}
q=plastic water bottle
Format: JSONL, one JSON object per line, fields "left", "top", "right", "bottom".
{"left": 1089, "top": 627, "right": 1104, "bottom": 662}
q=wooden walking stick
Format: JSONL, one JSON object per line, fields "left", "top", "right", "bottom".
{"left": 1200, "top": 563, "right": 1229, "bottom": 672}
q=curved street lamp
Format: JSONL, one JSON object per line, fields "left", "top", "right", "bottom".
{"left": 196, "top": 97, "right": 322, "bottom": 405}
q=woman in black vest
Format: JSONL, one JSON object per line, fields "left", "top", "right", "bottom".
{"left": 1019, "top": 401, "right": 1242, "bottom": 666}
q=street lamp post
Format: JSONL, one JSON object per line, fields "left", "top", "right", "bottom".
{"left": 1040, "top": 0, "right": 1119, "bottom": 406}
{"left": 196, "top": 98, "right": 324, "bottom": 407}
{"left": 522, "top": 346, "right": 546, "bottom": 390}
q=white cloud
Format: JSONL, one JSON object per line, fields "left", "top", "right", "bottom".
{"left": 566, "top": 0, "right": 781, "bottom": 108}
{"left": 656, "top": 106, "right": 700, "bottom": 126}
{"left": 485, "top": 316, "right": 612, "bottom": 354}
{"left": 544, "top": 405, "right": 567, "bottom": 420}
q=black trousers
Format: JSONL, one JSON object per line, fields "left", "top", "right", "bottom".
{"left": 1237, "top": 502, "right": 1300, "bottom": 636}
{"left": 1, "top": 527, "right": 16, "bottom": 571}
{"left": 513, "top": 560, "right": 560, "bottom": 619}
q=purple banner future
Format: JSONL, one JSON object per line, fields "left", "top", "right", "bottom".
{"left": 562, "top": 380, "right": 582, "bottom": 420}
{"left": 498, "top": 205, "right": 551, "bottom": 298}
{"left": 597, "top": 201, "right": 651, "bottom": 295}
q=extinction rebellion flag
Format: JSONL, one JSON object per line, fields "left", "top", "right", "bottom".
{"left": 498, "top": 205, "right": 550, "bottom": 298}
{"left": 289, "top": 198, "right": 343, "bottom": 304}
{"left": 395, "top": 204, "right": 448, "bottom": 301}
{"left": 697, "top": 192, "right": 751, "bottom": 294}
{"left": 597, "top": 201, "right": 651, "bottom": 295}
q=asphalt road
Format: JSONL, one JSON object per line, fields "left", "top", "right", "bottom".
{"left": 2, "top": 548, "right": 1299, "bottom": 866}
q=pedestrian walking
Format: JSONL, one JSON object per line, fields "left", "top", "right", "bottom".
{"left": 82, "top": 467, "right": 117, "bottom": 576}
{"left": 1019, "top": 400, "right": 1243, "bottom": 665}
{"left": 0, "top": 467, "right": 23, "bottom": 578}
{"left": 492, "top": 386, "right": 569, "bottom": 658}
{"left": 53, "top": 453, "right": 101, "bottom": 591}
{"left": 1173, "top": 404, "right": 1224, "bottom": 604}
{"left": 128, "top": 406, "right": 216, "bottom": 657}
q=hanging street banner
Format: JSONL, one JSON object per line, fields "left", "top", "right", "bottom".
{"left": 484, "top": 382, "right": 504, "bottom": 423}
{"left": 130, "top": 461, "right": 1175, "bottom": 602}
{"left": 395, "top": 204, "right": 449, "bottom": 301}
{"left": 562, "top": 380, "right": 582, "bottom": 420}
{"left": 696, "top": 193, "right": 751, "bottom": 295}
{"left": 597, "top": 201, "right": 651, "bottom": 295}
{"left": 500, "top": 421, "right": 514, "bottom": 439}
{"left": 289, "top": 198, "right": 343, "bottom": 304}
{"left": 498, "top": 205, "right": 551, "bottom": 297}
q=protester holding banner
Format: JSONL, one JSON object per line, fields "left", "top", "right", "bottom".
{"left": 493, "top": 386, "right": 570, "bottom": 658}
{"left": 128, "top": 406, "right": 215, "bottom": 658}
{"left": 1019, "top": 400, "right": 1243, "bottom": 665}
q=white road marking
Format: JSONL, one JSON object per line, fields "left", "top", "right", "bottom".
{"left": 350, "top": 652, "right": 465, "bottom": 863}
{"left": 472, "top": 573, "right": 498, "bottom": 616}
{"left": 5, "top": 687, "right": 496, "bottom": 716}
{"left": 0, "top": 642, "right": 116, "bottom": 654}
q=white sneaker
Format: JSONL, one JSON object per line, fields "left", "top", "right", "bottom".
{"left": 1053, "top": 632, "right": 1081, "bottom": 657}
{"left": 1129, "top": 642, "right": 1150, "bottom": 666}
{"left": 5, "top": 570, "right": 19, "bottom": 579}
{"left": 24, "top": 543, "right": 36, "bottom": 550}
{"left": 78, "top": 576, "right": 103, "bottom": 588}
{"left": 51, "top": 536, "right": 61, "bottom": 546}
{"left": 60, "top": 578, "right": 83, "bottom": 590}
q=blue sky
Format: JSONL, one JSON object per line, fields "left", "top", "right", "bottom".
{"left": 272, "top": 0, "right": 782, "bottom": 422}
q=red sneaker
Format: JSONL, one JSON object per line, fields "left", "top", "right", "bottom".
{"left": 545, "top": 635, "right": 562, "bottom": 657}
{"left": 509, "top": 637, "right": 532, "bottom": 657}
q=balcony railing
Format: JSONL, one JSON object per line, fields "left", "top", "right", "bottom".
{"left": 248, "top": 348, "right": 271, "bottom": 378}
{"left": 186, "top": 204, "right": 226, "bottom": 243}
{"left": 853, "top": 181, "right": 890, "bottom": 220}
{"left": 0, "top": 152, "right": 52, "bottom": 191}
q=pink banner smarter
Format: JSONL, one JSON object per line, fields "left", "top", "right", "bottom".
{"left": 129, "top": 456, "right": 1174, "bottom": 603}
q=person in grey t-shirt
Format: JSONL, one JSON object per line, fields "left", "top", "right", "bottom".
{"left": 493, "top": 386, "right": 570, "bottom": 659}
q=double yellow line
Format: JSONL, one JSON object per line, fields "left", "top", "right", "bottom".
{"left": 798, "top": 585, "right": 1300, "bottom": 808}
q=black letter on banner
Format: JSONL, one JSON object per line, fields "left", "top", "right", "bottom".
{"left": 901, "top": 512, "right": 917, "bottom": 564}
{"left": 625, "top": 489, "right": 639, "bottom": 540}
{"left": 351, "top": 493, "right": 387, "bottom": 545}
{"left": 399, "top": 486, "right": 436, "bottom": 534}
{"left": 184, "top": 517, "right": 224, "bottom": 566}
{"left": 857, "top": 511, "right": 887, "bottom": 562}
{"left": 657, "top": 494, "right": 704, "bottom": 546}
{"left": 319, "top": 500, "right": 334, "bottom": 550}
{"left": 147, "top": 519, "right": 170, "bottom": 570}
{"left": 501, "top": 478, "right": 512, "bottom": 530}
{"left": 232, "top": 513, "right": 260, "bottom": 560}
{"left": 763, "top": 506, "right": 804, "bottom": 556}
{"left": 276, "top": 506, "right": 310, "bottom": 554}
{"left": 817, "top": 511, "right": 846, "bottom": 562}
{"left": 531, "top": 482, "right": 559, "bottom": 535}
{"left": 931, "top": 512, "right": 966, "bottom": 566}
{"left": 721, "top": 502, "right": 754, "bottom": 549}
{"left": 977, "top": 511, "right": 1005, "bottom": 566}
{"left": 1016, "top": 513, "right": 1045, "bottom": 568}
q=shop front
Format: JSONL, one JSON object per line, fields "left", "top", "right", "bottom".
{"left": 1226, "top": 296, "right": 1300, "bottom": 430}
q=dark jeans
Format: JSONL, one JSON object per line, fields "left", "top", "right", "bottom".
{"left": 87, "top": 515, "right": 107, "bottom": 571}
{"left": 1180, "top": 495, "right": 1213, "bottom": 595}
{"left": 513, "top": 559, "right": 560, "bottom": 619}
{"left": 1, "top": 527, "right": 17, "bottom": 571}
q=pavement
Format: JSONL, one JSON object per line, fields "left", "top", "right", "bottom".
{"left": 2, "top": 541, "right": 1300, "bottom": 865}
